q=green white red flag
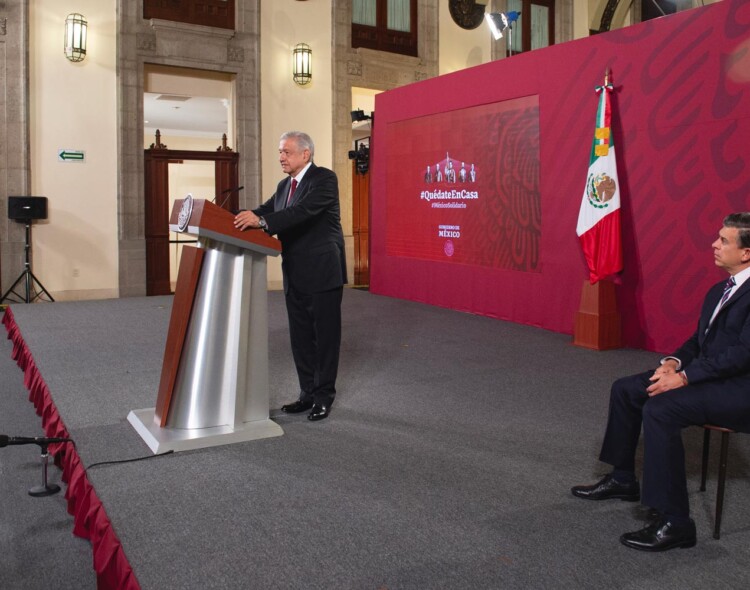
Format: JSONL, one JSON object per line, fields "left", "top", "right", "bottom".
{"left": 576, "top": 75, "right": 623, "bottom": 284}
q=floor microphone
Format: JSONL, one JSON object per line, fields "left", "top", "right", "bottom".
{"left": 0, "top": 434, "right": 72, "bottom": 448}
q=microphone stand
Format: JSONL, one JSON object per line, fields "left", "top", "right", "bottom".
{"left": 28, "top": 443, "right": 61, "bottom": 497}
{"left": 216, "top": 186, "right": 244, "bottom": 211}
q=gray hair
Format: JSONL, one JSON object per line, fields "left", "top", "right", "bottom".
{"left": 723, "top": 213, "right": 750, "bottom": 248}
{"left": 280, "top": 131, "right": 314, "bottom": 161}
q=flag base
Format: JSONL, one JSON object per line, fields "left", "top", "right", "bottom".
{"left": 573, "top": 279, "right": 622, "bottom": 350}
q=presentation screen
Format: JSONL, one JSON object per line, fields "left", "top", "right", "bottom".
{"left": 385, "top": 95, "right": 541, "bottom": 272}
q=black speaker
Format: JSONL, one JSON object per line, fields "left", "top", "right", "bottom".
{"left": 8, "top": 196, "right": 48, "bottom": 221}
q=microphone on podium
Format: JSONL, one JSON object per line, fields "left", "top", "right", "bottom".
{"left": 215, "top": 185, "right": 244, "bottom": 210}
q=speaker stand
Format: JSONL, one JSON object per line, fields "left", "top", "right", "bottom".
{"left": 0, "top": 222, "right": 55, "bottom": 304}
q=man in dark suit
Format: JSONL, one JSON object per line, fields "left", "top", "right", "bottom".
{"left": 234, "top": 131, "right": 347, "bottom": 422}
{"left": 571, "top": 212, "right": 750, "bottom": 551}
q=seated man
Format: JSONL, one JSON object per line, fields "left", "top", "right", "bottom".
{"left": 571, "top": 212, "right": 750, "bottom": 551}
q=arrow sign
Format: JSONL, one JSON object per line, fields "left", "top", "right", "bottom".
{"left": 58, "top": 149, "right": 85, "bottom": 162}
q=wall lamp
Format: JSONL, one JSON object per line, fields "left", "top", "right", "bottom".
{"left": 484, "top": 11, "right": 519, "bottom": 41}
{"left": 64, "top": 13, "right": 88, "bottom": 63}
{"left": 293, "top": 43, "right": 312, "bottom": 85}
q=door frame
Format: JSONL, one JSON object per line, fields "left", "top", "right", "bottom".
{"left": 144, "top": 148, "right": 239, "bottom": 295}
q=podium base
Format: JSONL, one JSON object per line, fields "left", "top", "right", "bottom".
{"left": 572, "top": 279, "right": 622, "bottom": 350}
{"left": 127, "top": 408, "right": 284, "bottom": 454}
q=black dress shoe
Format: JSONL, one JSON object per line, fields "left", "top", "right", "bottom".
{"left": 620, "top": 517, "right": 696, "bottom": 552}
{"left": 307, "top": 404, "right": 330, "bottom": 421}
{"left": 571, "top": 474, "right": 640, "bottom": 501}
{"left": 281, "top": 400, "right": 313, "bottom": 414}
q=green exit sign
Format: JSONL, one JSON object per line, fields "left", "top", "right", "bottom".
{"left": 58, "top": 149, "right": 85, "bottom": 162}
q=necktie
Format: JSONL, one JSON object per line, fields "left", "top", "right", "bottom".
{"left": 286, "top": 178, "right": 297, "bottom": 207}
{"left": 718, "top": 276, "right": 736, "bottom": 309}
{"left": 706, "top": 276, "right": 737, "bottom": 334}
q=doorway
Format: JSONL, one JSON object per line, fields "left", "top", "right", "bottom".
{"left": 351, "top": 87, "right": 379, "bottom": 286}
{"left": 167, "top": 159, "right": 214, "bottom": 291}
{"left": 143, "top": 65, "right": 236, "bottom": 295}
{"left": 144, "top": 148, "right": 239, "bottom": 295}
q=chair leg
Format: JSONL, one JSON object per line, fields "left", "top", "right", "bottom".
{"left": 714, "top": 432, "right": 731, "bottom": 540}
{"left": 700, "top": 428, "right": 711, "bottom": 492}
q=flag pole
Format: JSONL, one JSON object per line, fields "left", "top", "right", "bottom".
{"left": 573, "top": 68, "right": 622, "bottom": 350}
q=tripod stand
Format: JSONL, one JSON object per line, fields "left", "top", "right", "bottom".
{"left": 0, "top": 221, "right": 54, "bottom": 303}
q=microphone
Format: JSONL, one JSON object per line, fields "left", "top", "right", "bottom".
{"left": 216, "top": 185, "right": 244, "bottom": 210}
{"left": 0, "top": 434, "right": 72, "bottom": 448}
{"left": 212, "top": 185, "right": 236, "bottom": 202}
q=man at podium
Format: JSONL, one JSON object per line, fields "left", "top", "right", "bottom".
{"left": 234, "top": 131, "right": 347, "bottom": 422}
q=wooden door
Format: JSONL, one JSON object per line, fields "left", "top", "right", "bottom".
{"left": 144, "top": 148, "right": 239, "bottom": 295}
{"left": 144, "top": 152, "right": 171, "bottom": 296}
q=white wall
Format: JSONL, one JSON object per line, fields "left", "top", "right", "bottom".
{"left": 260, "top": 0, "right": 333, "bottom": 288}
{"left": 576, "top": 0, "right": 591, "bottom": 39}
{"left": 351, "top": 87, "right": 379, "bottom": 119}
{"left": 30, "top": 0, "right": 118, "bottom": 301}
{"left": 438, "top": 3, "right": 491, "bottom": 76}
{"left": 144, "top": 65, "right": 234, "bottom": 144}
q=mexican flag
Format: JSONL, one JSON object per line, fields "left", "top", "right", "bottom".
{"left": 576, "top": 80, "right": 622, "bottom": 284}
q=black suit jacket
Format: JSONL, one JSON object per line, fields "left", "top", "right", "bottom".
{"left": 253, "top": 164, "right": 347, "bottom": 295}
{"left": 673, "top": 275, "right": 750, "bottom": 388}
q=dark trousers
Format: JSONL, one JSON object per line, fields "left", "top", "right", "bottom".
{"left": 285, "top": 285, "right": 343, "bottom": 407}
{"left": 599, "top": 371, "right": 750, "bottom": 517}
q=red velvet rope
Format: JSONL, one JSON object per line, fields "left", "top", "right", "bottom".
{"left": 3, "top": 307, "right": 141, "bottom": 590}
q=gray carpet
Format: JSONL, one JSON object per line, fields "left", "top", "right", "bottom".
{"left": 2, "top": 289, "right": 750, "bottom": 589}
{"left": 0, "top": 320, "right": 95, "bottom": 589}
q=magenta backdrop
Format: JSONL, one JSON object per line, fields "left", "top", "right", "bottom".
{"left": 370, "top": 0, "right": 750, "bottom": 353}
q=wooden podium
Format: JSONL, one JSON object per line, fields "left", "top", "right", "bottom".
{"left": 128, "top": 197, "right": 283, "bottom": 453}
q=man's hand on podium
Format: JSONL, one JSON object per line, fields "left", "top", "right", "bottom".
{"left": 234, "top": 210, "right": 261, "bottom": 231}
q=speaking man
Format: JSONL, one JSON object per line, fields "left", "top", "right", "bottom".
{"left": 234, "top": 131, "right": 347, "bottom": 422}
{"left": 571, "top": 212, "right": 750, "bottom": 551}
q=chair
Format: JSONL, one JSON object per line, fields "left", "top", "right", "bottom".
{"left": 699, "top": 424, "right": 736, "bottom": 540}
